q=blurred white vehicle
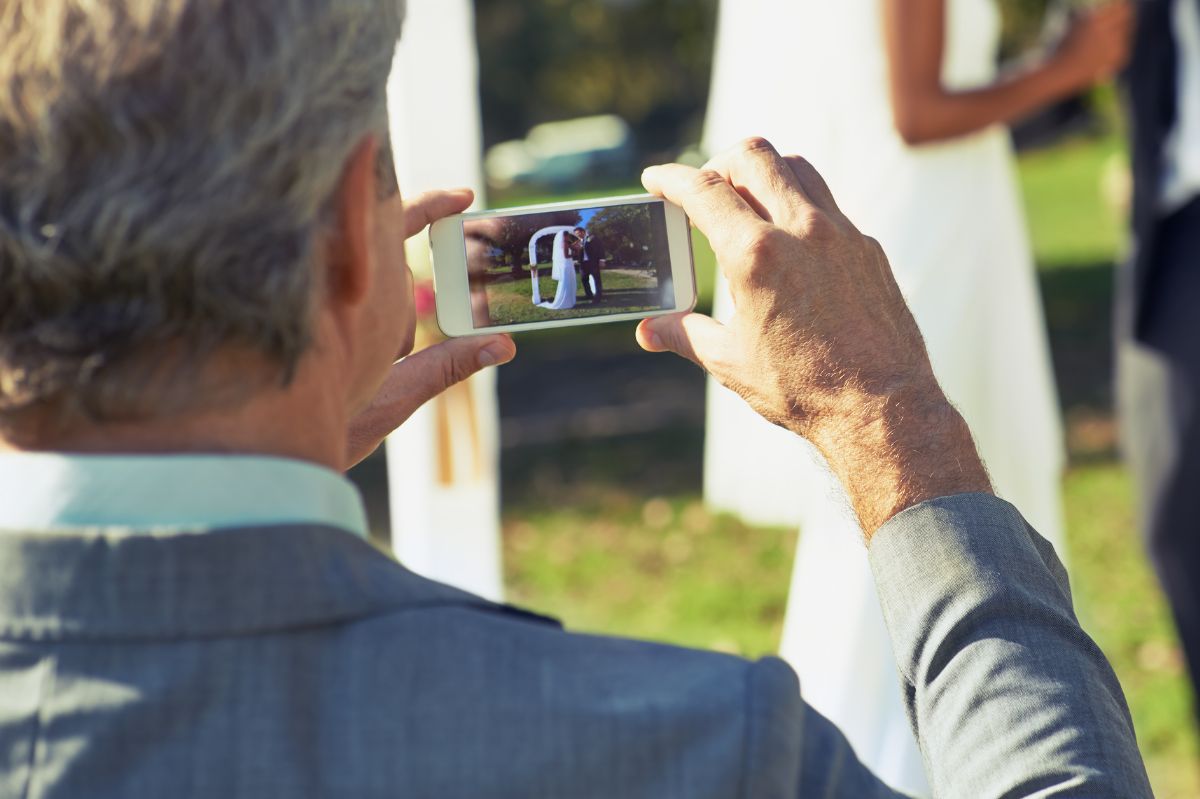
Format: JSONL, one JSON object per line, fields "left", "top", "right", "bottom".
{"left": 485, "top": 114, "right": 635, "bottom": 191}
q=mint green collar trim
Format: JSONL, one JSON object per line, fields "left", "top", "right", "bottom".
{"left": 0, "top": 454, "right": 368, "bottom": 538}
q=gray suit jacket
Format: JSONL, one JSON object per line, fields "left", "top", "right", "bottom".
{"left": 0, "top": 495, "right": 1152, "bottom": 797}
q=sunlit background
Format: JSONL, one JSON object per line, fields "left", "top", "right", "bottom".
{"left": 351, "top": 1, "right": 1199, "bottom": 794}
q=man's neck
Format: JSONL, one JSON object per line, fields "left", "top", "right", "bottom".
{"left": 0, "top": 361, "right": 352, "bottom": 471}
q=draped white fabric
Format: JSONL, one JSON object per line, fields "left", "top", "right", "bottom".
{"left": 383, "top": 0, "right": 504, "bottom": 602}
{"left": 704, "top": 0, "right": 1066, "bottom": 794}
{"left": 528, "top": 226, "right": 578, "bottom": 310}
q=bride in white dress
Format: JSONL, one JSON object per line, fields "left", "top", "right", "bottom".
{"left": 703, "top": 0, "right": 1131, "bottom": 792}
{"left": 530, "top": 227, "right": 580, "bottom": 310}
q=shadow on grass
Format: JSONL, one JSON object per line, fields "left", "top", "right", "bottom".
{"left": 501, "top": 427, "right": 705, "bottom": 512}
{"left": 1039, "top": 261, "right": 1116, "bottom": 410}
{"left": 1037, "top": 260, "right": 1120, "bottom": 464}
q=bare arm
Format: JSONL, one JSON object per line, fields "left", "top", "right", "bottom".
{"left": 884, "top": 0, "right": 1132, "bottom": 146}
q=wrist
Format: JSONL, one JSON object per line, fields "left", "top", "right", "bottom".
{"left": 809, "top": 382, "right": 992, "bottom": 538}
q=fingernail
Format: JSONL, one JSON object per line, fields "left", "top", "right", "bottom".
{"left": 646, "top": 331, "right": 663, "bottom": 350}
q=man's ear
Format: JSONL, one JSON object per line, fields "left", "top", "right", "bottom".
{"left": 326, "top": 135, "right": 379, "bottom": 307}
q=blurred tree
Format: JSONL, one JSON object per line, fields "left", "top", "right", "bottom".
{"left": 475, "top": 0, "right": 1083, "bottom": 172}
{"left": 475, "top": 0, "right": 718, "bottom": 160}
{"left": 1000, "top": 0, "right": 1054, "bottom": 58}
{"left": 486, "top": 210, "right": 584, "bottom": 271}
{"left": 584, "top": 205, "right": 655, "bottom": 268}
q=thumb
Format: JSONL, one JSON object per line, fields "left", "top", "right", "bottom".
{"left": 345, "top": 334, "right": 515, "bottom": 468}
{"left": 400, "top": 334, "right": 516, "bottom": 400}
{"left": 637, "top": 312, "right": 735, "bottom": 377}
{"left": 403, "top": 188, "right": 476, "bottom": 239}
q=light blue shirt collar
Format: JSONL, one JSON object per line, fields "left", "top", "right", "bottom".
{"left": 0, "top": 453, "right": 368, "bottom": 538}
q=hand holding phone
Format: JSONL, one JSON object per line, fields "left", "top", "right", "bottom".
{"left": 429, "top": 194, "right": 696, "bottom": 336}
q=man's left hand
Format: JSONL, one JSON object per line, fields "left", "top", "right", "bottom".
{"left": 345, "top": 189, "right": 515, "bottom": 469}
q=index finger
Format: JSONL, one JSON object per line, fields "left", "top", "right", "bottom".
{"left": 641, "top": 163, "right": 772, "bottom": 252}
{"left": 403, "top": 189, "right": 475, "bottom": 239}
{"left": 782, "top": 156, "right": 843, "bottom": 216}
{"left": 703, "top": 137, "right": 814, "bottom": 225}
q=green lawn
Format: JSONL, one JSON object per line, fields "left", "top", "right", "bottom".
{"left": 485, "top": 266, "right": 664, "bottom": 325}
{"left": 500, "top": 447, "right": 1198, "bottom": 796}
{"left": 1019, "top": 135, "right": 1200, "bottom": 795}
{"left": 491, "top": 135, "right": 1200, "bottom": 796}
{"left": 1020, "top": 134, "right": 1129, "bottom": 267}
{"left": 1064, "top": 463, "right": 1199, "bottom": 795}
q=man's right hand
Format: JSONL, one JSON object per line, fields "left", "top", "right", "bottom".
{"left": 637, "top": 138, "right": 991, "bottom": 537}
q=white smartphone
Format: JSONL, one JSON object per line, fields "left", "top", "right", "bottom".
{"left": 429, "top": 194, "right": 696, "bottom": 336}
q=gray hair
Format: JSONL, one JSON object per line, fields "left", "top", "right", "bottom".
{"left": 0, "top": 0, "right": 404, "bottom": 427}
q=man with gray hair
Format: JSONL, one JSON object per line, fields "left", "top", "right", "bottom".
{"left": 0, "top": 1, "right": 1153, "bottom": 797}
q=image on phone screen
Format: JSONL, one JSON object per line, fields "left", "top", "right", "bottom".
{"left": 464, "top": 199, "right": 676, "bottom": 329}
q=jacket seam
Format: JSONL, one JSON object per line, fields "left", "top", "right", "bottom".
{"left": 20, "top": 652, "right": 55, "bottom": 799}
{"left": 0, "top": 598, "right": 563, "bottom": 644}
{"left": 738, "top": 662, "right": 753, "bottom": 799}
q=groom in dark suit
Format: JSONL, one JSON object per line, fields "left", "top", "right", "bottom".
{"left": 575, "top": 225, "right": 604, "bottom": 300}
{"left": 1122, "top": 0, "right": 1200, "bottom": 718}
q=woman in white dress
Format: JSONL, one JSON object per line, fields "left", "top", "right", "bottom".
{"left": 537, "top": 231, "right": 580, "bottom": 310}
{"left": 527, "top": 227, "right": 581, "bottom": 310}
{"left": 703, "top": 0, "right": 1130, "bottom": 792}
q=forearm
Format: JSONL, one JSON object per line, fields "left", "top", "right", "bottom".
{"left": 869, "top": 496, "right": 1153, "bottom": 796}
{"left": 808, "top": 383, "right": 991, "bottom": 537}
{"left": 811, "top": 375, "right": 1149, "bottom": 795}
{"left": 892, "top": 57, "right": 1079, "bottom": 145}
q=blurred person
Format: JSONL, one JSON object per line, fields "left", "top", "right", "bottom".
{"left": 0, "top": 1, "right": 1154, "bottom": 796}
{"left": 1123, "top": 0, "right": 1200, "bottom": 721}
{"left": 704, "top": 0, "right": 1132, "bottom": 791}
{"left": 384, "top": 0, "right": 505, "bottom": 602}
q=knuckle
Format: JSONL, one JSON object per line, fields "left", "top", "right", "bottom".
{"left": 798, "top": 209, "right": 838, "bottom": 243}
{"left": 739, "top": 228, "right": 792, "bottom": 286}
{"left": 787, "top": 154, "right": 815, "bottom": 173}
{"left": 439, "top": 353, "right": 472, "bottom": 388}
{"left": 786, "top": 155, "right": 820, "bottom": 184}
{"left": 437, "top": 358, "right": 459, "bottom": 389}
{"left": 691, "top": 168, "right": 726, "bottom": 193}
{"left": 743, "top": 227, "right": 787, "bottom": 262}
{"left": 739, "top": 136, "right": 777, "bottom": 157}
{"left": 860, "top": 235, "right": 893, "bottom": 275}
{"left": 863, "top": 235, "right": 887, "bottom": 262}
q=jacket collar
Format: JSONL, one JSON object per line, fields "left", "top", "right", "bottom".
{"left": 0, "top": 525, "right": 552, "bottom": 642}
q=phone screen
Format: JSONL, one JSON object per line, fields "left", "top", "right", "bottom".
{"left": 462, "top": 199, "right": 676, "bottom": 329}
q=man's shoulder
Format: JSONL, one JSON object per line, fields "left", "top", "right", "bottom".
{"left": 354, "top": 584, "right": 800, "bottom": 706}
{"left": 341, "top": 600, "right": 805, "bottom": 797}
{"left": 251, "top": 530, "right": 807, "bottom": 797}
{"left": 307, "top": 542, "right": 803, "bottom": 760}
